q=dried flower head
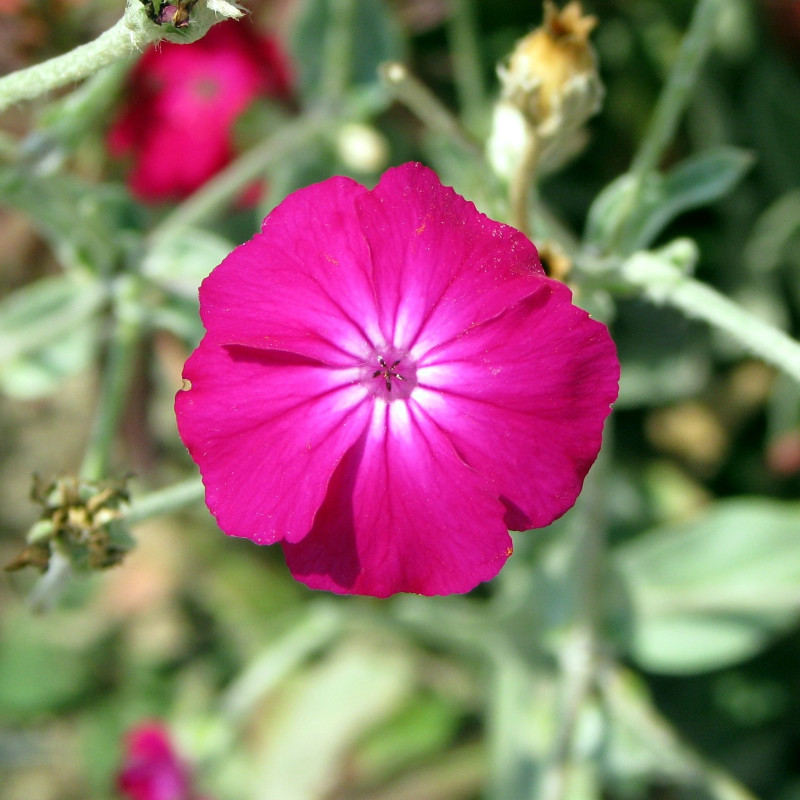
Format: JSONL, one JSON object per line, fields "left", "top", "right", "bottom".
{"left": 489, "top": 1, "right": 604, "bottom": 178}
{"left": 5, "top": 475, "right": 132, "bottom": 574}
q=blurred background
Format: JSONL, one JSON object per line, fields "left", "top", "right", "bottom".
{"left": 2, "top": 1, "right": 800, "bottom": 799}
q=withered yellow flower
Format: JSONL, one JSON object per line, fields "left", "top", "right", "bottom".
{"left": 489, "top": 1, "right": 604, "bottom": 178}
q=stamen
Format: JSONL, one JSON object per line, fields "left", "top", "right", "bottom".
{"left": 372, "top": 355, "right": 407, "bottom": 393}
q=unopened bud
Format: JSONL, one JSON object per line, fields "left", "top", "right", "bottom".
{"left": 488, "top": 1, "right": 603, "bottom": 179}
{"left": 336, "top": 123, "right": 390, "bottom": 174}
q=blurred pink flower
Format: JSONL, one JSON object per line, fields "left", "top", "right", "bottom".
{"left": 116, "top": 722, "right": 205, "bottom": 800}
{"left": 175, "top": 163, "right": 619, "bottom": 597}
{"left": 107, "top": 20, "right": 291, "bottom": 202}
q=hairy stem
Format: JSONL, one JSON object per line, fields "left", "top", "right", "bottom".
{"left": 80, "top": 277, "right": 144, "bottom": 482}
{"left": 608, "top": 0, "right": 721, "bottom": 252}
{"left": 599, "top": 663, "right": 760, "bottom": 800}
{"left": 447, "top": 0, "right": 487, "bottom": 129}
{"left": 125, "top": 477, "right": 206, "bottom": 525}
{"left": 152, "top": 85, "right": 388, "bottom": 238}
{"left": 536, "top": 441, "right": 610, "bottom": 800}
{"left": 319, "top": 0, "right": 357, "bottom": 103}
{"left": 630, "top": 0, "right": 721, "bottom": 181}
{"left": 509, "top": 130, "right": 540, "bottom": 237}
{"left": 0, "top": 10, "right": 157, "bottom": 113}
{"left": 379, "top": 62, "right": 482, "bottom": 157}
{"left": 620, "top": 251, "right": 800, "bottom": 384}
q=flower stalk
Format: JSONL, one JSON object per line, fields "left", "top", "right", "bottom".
{"left": 125, "top": 477, "right": 206, "bottom": 525}
{"left": 488, "top": 2, "right": 603, "bottom": 235}
{"left": 536, "top": 441, "right": 610, "bottom": 800}
{"left": 81, "top": 276, "right": 146, "bottom": 483}
{"left": 619, "top": 250, "right": 800, "bottom": 384}
{"left": 379, "top": 62, "right": 483, "bottom": 158}
{"left": 0, "top": 8, "right": 159, "bottom": 113}
{"left": 318, "top": 0, "right": 358, "bottom": 104}
{"left": 152, "top": 84, "right": 389, "bottom": 239}
{"left": 509, "top": 134, "right": 541, "bottom": 236}
{"left": 447, "top": 0, "right": 488, "bottom": 129}
{"left": 629, "top": 0, "right": 722, "bottom": 182}
{"left": 613, "top": 0, "right": 722, "bottom": 250}
{"left": 0, "top": 0, "right": 245, "bottom": 114}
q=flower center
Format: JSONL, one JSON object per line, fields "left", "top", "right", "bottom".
{"left": 374, "top": 356, "right": 405, "bottom": 390}
{"left": 364, "top": 350, "right": 416, "bottom": 401}
{"left": 194, "top": 78, "right": 221, "bottom": 100}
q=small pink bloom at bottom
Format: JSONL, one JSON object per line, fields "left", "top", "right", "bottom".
{"left": 176, "top": 163, "right": 619, "bottom": 597}
{"left": 116, "top": 722, "right": 206, "bottom": 800}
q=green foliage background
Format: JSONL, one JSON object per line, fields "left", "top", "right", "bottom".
{"left": 1, "top": 1, "right": 800, "bottom": 799}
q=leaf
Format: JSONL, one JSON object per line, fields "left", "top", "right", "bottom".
{"left": 0, "top": 609, "right": 101, "bottom": 717}
{"left": 613, "top": 499, "right": 800, "bottom": 674}
{"left": 0, "top": 165, "right": 142, "bottom": 274}
{"left": 743, "top": 188, "right": 800, "bottom": 274}
{"left": 142, "top": 228, "right": 235, "bottom": 347}
{"left": 0, "top": 323, "right": 98, "bottom": 399}
{"left": 143, "top": 228, "right": 234, "bottom": 300}
{"left": 289, "top": 0, "right": 405, "bottom": 106}
{"left": 252, "top": 639, "right": 413, "bottom": 800}
{"left": 585, "top": 147, "right": 753, "bottom": 254}
{"left": 0, "top": 274, "right": 105, "bottom": 397}
{"left": 584, "top": 172, "right": 640, "bottom": 251}
{"left": 354, "top": 694, "right": 462, "bottom": 780}
{"left": 632, "top": 146, "right": 755, "bottom": 251}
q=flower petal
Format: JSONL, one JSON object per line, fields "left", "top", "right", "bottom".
{"left": 283, "top": 400, "right": 513, "bottom": 596}
{"left": 356, "top": 162, "right": 544, "bottom": 354}
{"left": 199, "top": 176, "right": 381, "bottom": 365}
{"left": 417, "top": 280, "right": 619, "bottom": 529}
{"left": 176, "top": 338, "right": 371, "bottom": 544}
{"left": 108, "top": 20, "right": 291, "bottom": 202}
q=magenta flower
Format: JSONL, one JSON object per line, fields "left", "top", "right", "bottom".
{"left": 107, "top": 20, "right": 291, "bottom": 202}
{"left": 176, "top": 163, "right": 619, "bottom": 597}
{"left": 116, "top": 722, "right": 205, "bottom": 800}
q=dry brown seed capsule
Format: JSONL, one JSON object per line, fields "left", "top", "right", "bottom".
{"left": 488, "top": 1, "right": 604, "bottom": 179}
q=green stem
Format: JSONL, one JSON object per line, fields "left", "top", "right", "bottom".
{"left": 28, "top": 548, "right": 73, "bottom": 614}
{"left": 152, "top": 86, "right": 388, "bottom": 237}
{"left": 39, "top": 60, "right": 132, "bottom": 150}
{"left": 125, "top": 477, "right": 205, "bottom": 525}
{"left": 151, "top": 115, "right": 325, "bottom": 236}
{"left": 610, "top": 0, "right": 721, "bottom": 252}
{"left": 486, "top": 643, "right": 536, "bottom": 800}
{"left": 80, "top": 277, "right": 144, "bottom": 482}
{"left": 319, "top": 0, "right": 357, "bottom": 103}
{"left": 219, "top": 602, "right": 343, "bottom": 724}
{"left": 447, "top": 0, "right": 487, "bottom": 129}
{"left": 379, "top": 62, "right": 482, "bottom": 158}
{"left": 509, "top": 130, "right": 540, "bottom": 237}
{"left": 619, "top": 251, "right": 800, "bottom": 384}
{"left": 599, "top": 663, "right": 761, "bottom": 800}
{"left": 0, "top": 9, "right": 158, "bottom": 113}
{"left": 630, "top": 0, "right": 721, "bottom": 181}
{"left": 536, "top": 442, "right": 610, "bottom": 800}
